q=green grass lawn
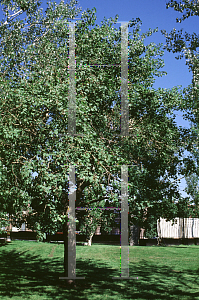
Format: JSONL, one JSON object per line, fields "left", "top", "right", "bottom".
{"left": 0, "top": 240, "right": 199, "bottom": 299}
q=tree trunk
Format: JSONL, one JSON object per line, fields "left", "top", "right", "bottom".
{"left": 61, "top": 178, "right": 90, "bottom": 286}
{"left": 63, "top": 220, "right": 77, "bottom": 286}
{"left": 87, "top": 233, "right": 94, "bottom": 246}
{"left": 157, "top": 218, "right": 161, "bottom": 245}
{"left": 85, "top": 216, "right": 96, "bottom": 246}
{"left": 129, "top": 224, "right": 139, "bottom": 246}
{"left": 63, "top": 220, "right": 68, "bottom": 277}
{"left": 6, "top": 215, "right": 12, "bottom": 242}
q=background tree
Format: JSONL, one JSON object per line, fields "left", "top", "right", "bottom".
{"left": 185, "top": 139, "right": 199, "bottom": 217}
{"left": 161, "top": 0, "right": 198, "bottom": 138}
{"left": 161, "top": 0, "right": 199, "bottom": 219}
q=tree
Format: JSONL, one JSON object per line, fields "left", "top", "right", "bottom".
{"left": 0, "top": 0, "right": 83, "bottom": 282}
{"left": 0, "top": 1, "right": 195, "bottom": 284}
{"left": 162, "top": 0, "right": 199, "bottom": 218}
{"left": 162, "top": 0, "right": 198, "bottom": 131}
{"left": 76, "top": 202, "right": 121, "bottom": 246}
{"left": 185, "top": 136, "right": 199, "bottom": 217}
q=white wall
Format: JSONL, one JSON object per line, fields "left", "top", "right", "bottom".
{"left": 157, "top": 217, "right": 199, "bottom": 238}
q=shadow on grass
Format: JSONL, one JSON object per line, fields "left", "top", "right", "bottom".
{"left": 0, "top": 242, "right": 199, "bottom": 299}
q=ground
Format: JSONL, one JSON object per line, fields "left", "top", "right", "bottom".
{"left": 0, "top": 240, "right": 199, "bottom": 299}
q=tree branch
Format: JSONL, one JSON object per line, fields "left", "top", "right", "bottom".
{"left": 2, "top": 9, "right": 23, "bottom": 26}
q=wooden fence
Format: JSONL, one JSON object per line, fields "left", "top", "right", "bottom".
{"left": 157, "top": 217, "right": 199, "bottom": 239}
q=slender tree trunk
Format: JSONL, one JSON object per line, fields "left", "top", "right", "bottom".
{"left": 157, "top": 218, "right": 161, "bottom": 245}
{"left": 129, "top": 224, "right": 139, "bottom": 246}
{"left": 63, "top": 220, "right": 68, "bottom": 277}
{"left": 87, "top": 232, "right": 94, "bottom": 246}
{"left": 63, "top": 206, "right": 76, "bottom": 287}
{"left": 85, "top": 216, "right": 96, "bottom": 246}
{"left": 63, "top": 220, "right": 76, "bottom": 286}
{"left": 6, "top": 214, "right": 12, "bottom": 242}
{"left": 61, "top": 179, "right": 90, "bottom": 286}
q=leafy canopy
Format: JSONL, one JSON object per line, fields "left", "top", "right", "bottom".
{"left": 0, "top": 2, "right": 196, "bottom": 239}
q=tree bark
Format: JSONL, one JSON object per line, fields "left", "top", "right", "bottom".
{"left": 87, "top": 232, "right": 94, "bottom": 246}
{"left": 63, "top": 220, "right": 77, "bottom": 286}
{"left": 129, "top": 224, "right": 139, "bottom": 246}
{"left": 157, "top": 218, "right": 161, "bottom": 245}
{"left": 63, "top": 220, "right": 68, "bottom": 277}
{"left": 6, "top": 215, "right": 12, "bottom": 242}
{"left": 61, "top": 178, "right": 90, "bottom": 284}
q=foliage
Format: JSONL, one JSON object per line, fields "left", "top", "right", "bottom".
{"left": 162, "top": 0, "right": 199, "bottom": 126}
{"left": 0, "top": 0, "right": 196, "bottom": 260}
{"left": 0, "top": 0, "right": 83, "bottom": 233}
{"left": 0, "top": 211, "right": 9, "bottom": 234}
{"left": 160, "top": 0, "right": 199, "bottom": 225}
{"left": 185, "top": 130, "right": 199, "bottom": 217}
